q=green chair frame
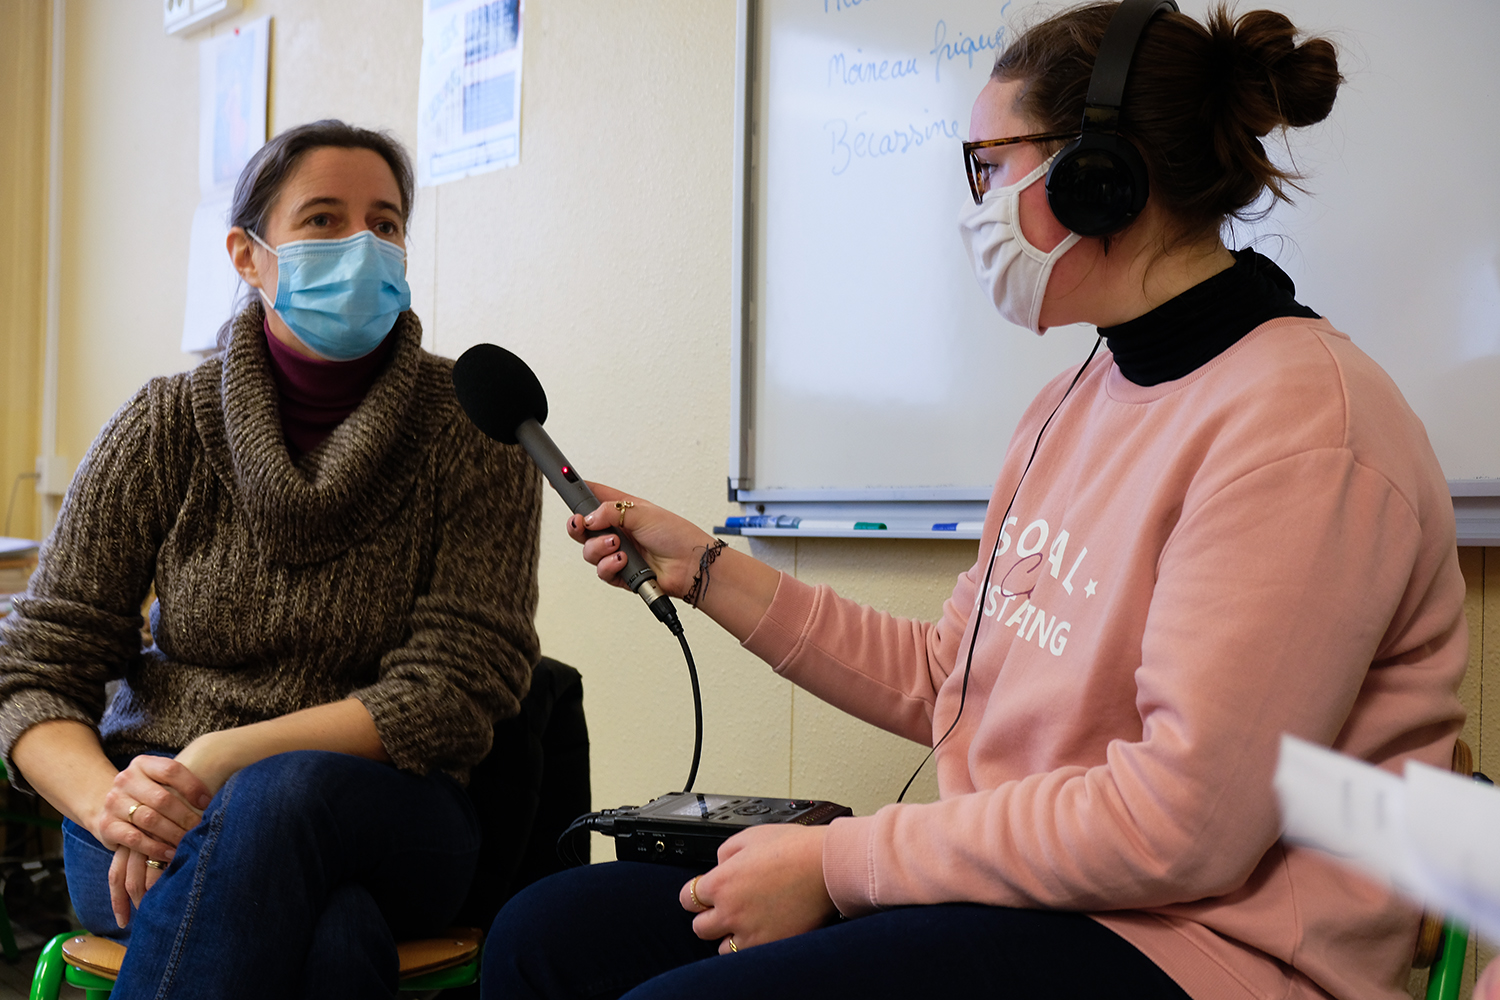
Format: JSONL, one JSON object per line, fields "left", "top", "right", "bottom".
{"left": 1423, "top": 919, "right": 1468, "bottom": 1000}
{"left": 28, "top": 930, "right": 481, "bottom": 999}
{"left": 26, "top": 920, "right": 1474, "bottom": 1000}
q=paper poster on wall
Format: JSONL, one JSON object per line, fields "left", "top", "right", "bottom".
{"left": 198, "top": 16, "right": 269, "bottom": 198}
{"left": 182, "top": 197, "right": 241, "bottom": 354}
{"left": 417, "top": 0, "right": 524, "bottom": 187}
{"left": 182, "top": 17, "right": 269, "bottom": 353}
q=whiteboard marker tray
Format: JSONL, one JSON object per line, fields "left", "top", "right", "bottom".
{"left": 719, "top": 526, "right": 981, "bottom": 541}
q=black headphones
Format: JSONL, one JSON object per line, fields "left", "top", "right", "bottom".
{"left": 1045, "top": 0, "right": 1178, "bottom": 237}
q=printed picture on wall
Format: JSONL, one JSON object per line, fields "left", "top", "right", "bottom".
{"left": 418, "top": 0, "right": 526, "bottom": 186}
{"left": 198, "top": 18, "right": 269, "bottom": 198}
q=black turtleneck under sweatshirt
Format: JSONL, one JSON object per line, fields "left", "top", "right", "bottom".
{"left": 1099, "top": 248, "right": 1320, "bottom": 387}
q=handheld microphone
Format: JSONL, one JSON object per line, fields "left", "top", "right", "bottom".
{"left": 452, "top": 344, "right": 682, "bottom": 635}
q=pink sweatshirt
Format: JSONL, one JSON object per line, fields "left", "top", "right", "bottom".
{"left": 742, "top": 317, "right": 1467, "bottom": 1000}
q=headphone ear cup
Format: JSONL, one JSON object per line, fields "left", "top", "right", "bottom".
{"left": 1045, "top": 133, "right": 1150, "bottom": 237}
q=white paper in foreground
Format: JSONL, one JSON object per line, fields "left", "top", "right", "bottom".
{"left": 1275, "top": 734, "right": 1500, "bottom": 945}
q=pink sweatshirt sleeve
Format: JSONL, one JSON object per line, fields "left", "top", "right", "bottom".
{"left": 754, "top": 449, "right": 1463, "bottom": 917}
{"left": 743, "top": 559, "right": 981, "bottom": 746}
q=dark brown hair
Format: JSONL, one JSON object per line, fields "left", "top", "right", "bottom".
{"left": 215, "top": 120, "right": 415, "bottom": 351}
{"left": 993, "top": 2, "right": 1342, "bottom": 248}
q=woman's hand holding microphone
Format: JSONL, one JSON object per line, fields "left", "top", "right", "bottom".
{"left": 567, "top": 482, "right": 781, "bottom": 642}
{"left": 567, "top": 484, "right": 714, "bottom": 597}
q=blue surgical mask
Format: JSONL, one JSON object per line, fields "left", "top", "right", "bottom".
{"left": 249, "top": 229, "right": 411, "bottom": 361}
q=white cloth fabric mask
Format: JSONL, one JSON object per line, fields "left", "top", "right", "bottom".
{"left": 957, "top": 152, "right": 1081, "bottom": 335}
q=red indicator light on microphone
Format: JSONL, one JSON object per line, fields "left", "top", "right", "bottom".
{"left": 561, "top": 465, "right": 580, "bottom": 483}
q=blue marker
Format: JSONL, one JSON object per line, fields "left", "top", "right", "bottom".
{"left": 725, "top": 517, "right": 887, "bottom": 531}
{"left": 932, "top": 522, "right": 985, "bottom": 532}
{"left": 725, "top": 515, "right": 801, "bottom": 528}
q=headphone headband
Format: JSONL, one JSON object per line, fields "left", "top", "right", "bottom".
{"left": 1082, "top": 0, "right": 1178, "bottom": 133}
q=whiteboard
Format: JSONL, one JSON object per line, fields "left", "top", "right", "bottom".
{"left": 729, "top": 0, "right": 1500, "bottom": 505}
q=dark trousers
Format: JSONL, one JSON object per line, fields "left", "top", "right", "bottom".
{"left": 63, "top": 750, "right": 480, "bottom": 1000}
{"left": 481, "top": 861, "right": 1193, "bottom": 1000}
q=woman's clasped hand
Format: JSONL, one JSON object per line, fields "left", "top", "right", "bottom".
{"left": 98, "top": 754, "right": 212, "bottom": 926}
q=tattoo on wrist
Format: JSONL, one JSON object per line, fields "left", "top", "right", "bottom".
{"left": 683, "top": 539, "right": 728, "bottom": 609}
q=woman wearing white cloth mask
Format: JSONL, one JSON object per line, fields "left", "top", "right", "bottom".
{"left": 0, "top": 120, "right": 542, "bottom": 998}
{"left": 482, "top": 4, "right": 1466, "bottom": 1000}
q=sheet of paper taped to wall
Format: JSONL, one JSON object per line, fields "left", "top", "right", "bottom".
{"left": 1275, "top": 734, "right": 1500, "bottom": 945}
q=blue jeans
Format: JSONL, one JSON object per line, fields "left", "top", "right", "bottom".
{"left": 64, "top": 750, "right": 479, "bottom": 1000}
{"left": 481, "top": 862, "right": 1192, "bottom": 1000}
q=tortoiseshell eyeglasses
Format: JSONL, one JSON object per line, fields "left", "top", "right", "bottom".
{"left": 963, "top": 132, "right": 1080, "bottom": 204}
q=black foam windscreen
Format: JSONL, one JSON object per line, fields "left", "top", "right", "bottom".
{"left": 452, "top": 343, "right": 550, "bottom": 446}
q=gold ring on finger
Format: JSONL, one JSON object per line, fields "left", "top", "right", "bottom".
{"left": 689, "top": 876, "right": 704, "bottom": 910}
{"left": 614, "top": 500, "right": 634, "bottom": 528}
{"left": 127, "top": 803, "right": 142, "bottom": 823}
{"left": 146, "top": 859, "right": 166, "bottom": 870}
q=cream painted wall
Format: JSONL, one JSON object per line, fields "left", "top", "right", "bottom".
{"left": 48, "top": 0, "right": 946, "bottom": 822}
{"left": 39, "top": 2, "right": 1497, "bottom": 992}
{"left": 0, "top": 1, "right": 49, "bottom": 542}
{"left": 55, "top": 2, "right": 201, "bottom": 473}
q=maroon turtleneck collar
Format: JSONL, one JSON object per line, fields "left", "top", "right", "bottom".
{"left": 263, "top": 317, "right": 396, "bottom": 459}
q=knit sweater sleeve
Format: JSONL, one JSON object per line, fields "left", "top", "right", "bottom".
{"left": 350, "top": 417, "right": 542, "bottom": 777}
{"left": 0, "top": 379, "right": 190, "bottom": 790}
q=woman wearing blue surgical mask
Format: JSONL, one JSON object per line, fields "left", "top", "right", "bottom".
{"left": 0, "top": 121, "right": 544, "bottom": 999}
{"left": 232, "top": 143, "right": 413, "bottom": 363}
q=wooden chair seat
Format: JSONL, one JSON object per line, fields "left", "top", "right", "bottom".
{"left": 59, "top": 935, "right": 124, "bottom": 980}
{"left": 59, "top": 927, "right": 483, "bottom": 983}
{"left": 396, "top": 927, "right": 484, "bottom": 979}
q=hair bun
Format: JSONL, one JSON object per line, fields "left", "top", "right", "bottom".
{"left": 1213, "top": 8, "right": 1340, "bottom": 133}
{"left": 993, "top": 1, "right": 1343, "bottom": 243}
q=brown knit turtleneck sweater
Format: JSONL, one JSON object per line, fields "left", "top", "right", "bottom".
{"left": 0, "top": 303, "right": 542, "bottom": 787}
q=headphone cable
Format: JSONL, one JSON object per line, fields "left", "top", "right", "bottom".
{"left": 898, "top": 335, "right": 1103, "bottom": 802}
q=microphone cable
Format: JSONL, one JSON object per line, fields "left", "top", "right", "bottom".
{"left": 677, "top": 628, "right": 703, "bottom": 795}
{"left": 897, "top": 335, "right": 1104, "bottom": 803}
{"left": 640, "top": 587, "right": 702, "bottom": 795}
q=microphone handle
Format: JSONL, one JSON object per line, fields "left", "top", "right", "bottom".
{"left": 514, "top": 419, "right": 670, "bottom": 609}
